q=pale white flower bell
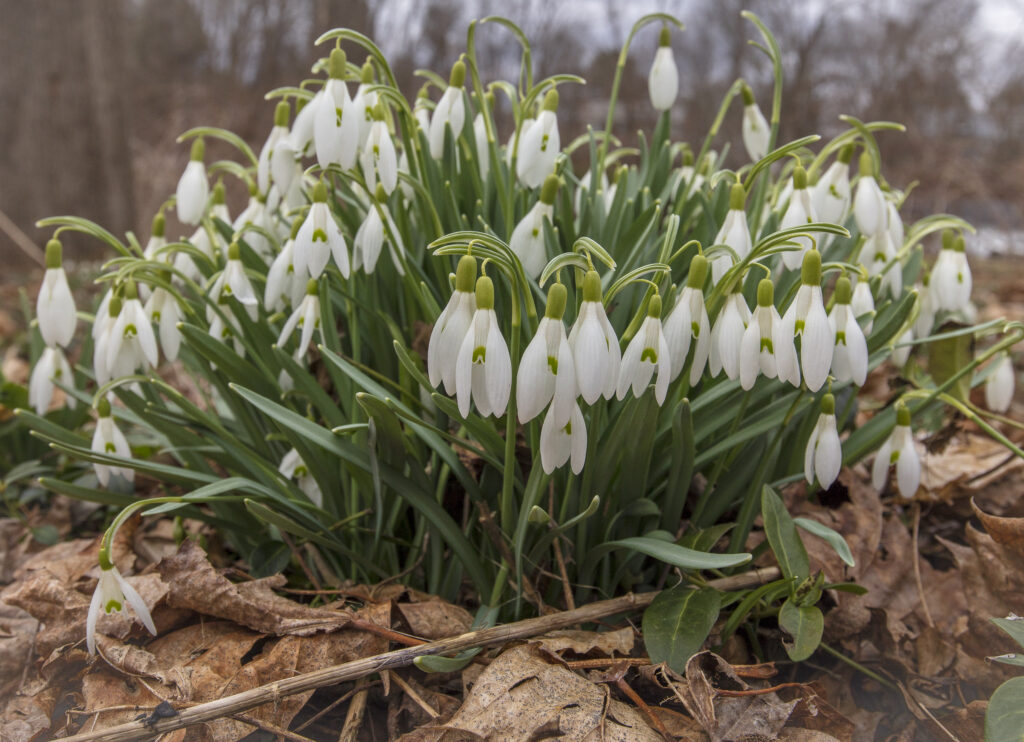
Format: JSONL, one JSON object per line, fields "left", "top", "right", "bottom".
{"left": 257, "top": 101, "right": 292, "bottom": 195}
{"left": 428, "top": 61, "right": 467, "bottom": 159}
{"left": 805, "top": 394, "right": 842, "bottom": 488}
{"left": 663, "top": 256, "right": 711, "bottom": 385}
{"left": 568, "top": 270, "right": 620, "bottom": 404}
{"left": 709, "top": 292, "right": 750, "bottom": 380}
{"left": 648, "top": 27, "right": 679, "bottom": 112}
{"left": 277, "top": 279, "right": 321, "bottom": 357}
{"left": 91, "top": 398, "right": 133, "bottom": 489}
{"left": 828, "top": 276, "right": 868, "bottom": 386}
{"left": 872, "top": 402, "right": 920, "bottom": 498}
{"left": 87, "top": 562, "right": 156, "bottom": 655}
{"left": 107, "top": 281, "right": 159, "bottom": 375}
{"left": 540, "top": 401, "right": 587, "bottom": 475}
{"left": 37, "top": 239, "right": 77, "bottom": 348}
{"left": 265, "top": 222, "right": 306, "bottom": 313}
{"left": 29, "top": 346, "right": 73, "bottom": 415}
{"left": 279, "top": 448, "right": 323, "bottom": 507}
{"left": 779, "top": 166, "right": 817, "bottom": 271}
{"left": 209, "top": 243, "right": 259, "bottom": 321}
{"left": 142, "top": 213, "right": 168, "bottom": 264}
{"left": 361, "top": 103, "right": 398, "bottom": 195}
{"left": 739, "top": 278, "right": 794, "bottom": 390}
{"left": 351, "top": 60, "right": 378, "bottom": 149}
{"left": 711, "top": 184, "right": 752, "bottom": 284}
{"left": 314, "top": 49, "right": 359, "bottom": 171}
{"left": 616, "top": 294, "right": 671, "bottom": 405}
{"left": 428, "top": 257, "right": 477, "bottom": 395}
{"left": 864, "top": 229, "right": 901, "bottom": 298}
{"left": 517, "top": 283, "right": 576, "bottom": 427}
{"left": 510, "top": 175, "right": 558, "bottom": 279}
{"left": 850, "top": 273, "right": 875, "bottom": 333}
{"left": 811, "top": 144, "right": 853, "bottom": 226}
{"left": 143, "top": 283, "right": 183, "bottom": 362}
{"left": 455, "top": 276, "right": 512, "bottom": 418}
{"left": 780, "top": 250, "right": 833, "bottom": 391}
{"left": 986, "top": 353, "right": 1015, "bottom": 414}
{"left": 853, "top": 152, "right": 886, "bottom": 237}
{"left": 294, "top": 182, "right": 350, "bottom": 279}
{"left": 517, "top": 89, "right": 560, "bottom": 189}
{"left": 890, "top": 328, "right": 913, "bottom": 368}
{"left": 353, "top": 200, "right": 385, "bottom": 274}
{"left": 176, "top": 138, "right": 209, "bottom": 226}
{"left": 473, "top": 109, "right": 490, "bottom": 184}
{"left": 931, "top": 231, "right": 971, "bottom": 313}
{"left": 741, "top": 84, "right": 770, "bottom": 162}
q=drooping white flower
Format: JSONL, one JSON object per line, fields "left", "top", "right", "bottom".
{"left": 540, "top": 402, "right": 587, "bottom": 475}
{"left": 739, "top": 278, "right": 794, "bottom": 390}
{"left": 257, "top": 101, "right": 292, "bottom": 196}
{"left": 454, "top": 276, "right": 512, "bottom": 418}
{"left": 144, "top": 284, "right": 183, "bottom": 362}
{"left": 294, "top": 182, "right": 349, "bottom": 279}
{"left": 805, "top": 394, "right": 842, "bottom": 488}
{"left": 29, "top": 346, "right": 73, "bottom": 415}
{"left": 509, "top": 175, "right": 558, "bottom": 279}
{"left": 648, "top": 26, "right": 679, "bottom": 112}
{"left": 277, "top": 280, "right": 321, "bottom": 357}
{"left": 741, "top": 83, "right": 770, "bottom": 162}
{"left": 208, "top": 310, "right": 244, "bottom": 356}
{"left": 574, "top": 169, "right": 613, "bottom": 216}
{"left": 710, "top": 183, "right": 752, "bottom": 284}
{"left": 568, "top": 270, "right": 620, "bottom": 404}
{"left": 517, "top": 284, "right": 576, "bottom": 427}
{"left": 709, "top": 292, "right": 750, "bottom": 380}
{"left": 361, "top": 103, "right": 398, "bottom": 195}
{"left": 986, "top": 353, "right": 1015, "bottom": 414}
{"left": 351, "top": 60, "right": 378, "bottom": 149}
{"left": 288, "top": 93, "right": 318, "bottom": 155}
{"left": 779, "top": 166, "right": 818, "bottom": 271}
{"left": 891, "top": 328, "right": 913, "bottom": 367}
{"left": 931, "top": 231, "right": 972, "bottom": 313}
{"left": 811, "top": 144, "right": 853, "bottom": 226}
{"left": 473, "top": 109, "right": 490, "bottom": 184}
{"left": 663, "top": 256, "right": 712, "bottom": 385}
{"left": 142, "top": 213, "right": 168, "bottom": 264}
{"left": 850, "top": 273, "right": 875, "bottom": 333}
{"left": 780, "top": 250, "right": 833, "bottom": 391}
{"left": 86, "top": 563, "right": 156, "bottom": 655}
{"left": 107, "top": 281, "right": 159, "bottom": 375}
{"left": 887, "top": 199, "right": 905, "bottom": 251}
{"left": 92, "top": 294, "right": 119, "bottom": 385}
{"left": 313, "top": 49, "right": 359, "bottom": 171}
{"left": 506, "top": 117, "right": 534, "bottom": 169}
{"left": 429, "top": 256, "right": 477, "bottom": 395}
{"left": 173, "top": 223, "right": 217, "bottom": 284}
{"left": 672, "top": 152, "right": 706, "bottom": 201}
{"left": 91, "top": 398, "right": 133, "bottom": 488}
{"left": 828, "top": 276, "right": 868, "bottom": 386}
{"left": 176, "top": 138, "right": 209, "bottom": 226}
{"left": 353, "top": 201, "right": 385, "bottom": 274}
{"left": 428, "top": 61, "right": 467, "bottom": 159}
{"left": 265, "top": 223, "right": 306, "bottom": 313}
{"left": 279, "top": 448, "right": 322, "bottom": 507}
{"left": 616, "top": 294, "right": 671, "bottom": 405}
{"left": 872, "top": 402, "right": 920, "bottom": 498}
{"left": 853, "top": 152, "right": 887, "bottom": 237}
{"left": 863, "top": 230, "right": 901, "bottom": 298}
{"left": 517, "top": 89, "right": 560, "bottom": 189}
{"left": 36, "top": 239, "right": 77, "bottom": 348}
{"left": 208, "top": 243, "right": 259, "bottom": 321}
{"left": 231, "top": 192, "right": 275, "bottom": 261}
{"left": 413, "top": 83, "right": 432, "bottom": 133}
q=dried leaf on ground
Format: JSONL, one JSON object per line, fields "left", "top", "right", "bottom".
{"left": 397, "top": 598, "right": 473, "bottom": 640}
{"left": 919, "top": 432, "right": 1024, "bottom": 501}
{"left": 533, "top": 627, "right": 635, "bottom": 658}
{"left": 972, "top": 497, "right": 1024, "bottom": 561}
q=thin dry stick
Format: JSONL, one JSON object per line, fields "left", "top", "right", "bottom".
{"left": 59, "top": 567, "right": 780, "bottom": 742}
{"left": 549, "top": 483, "right": 576, "bottom": 611}
{"left": 912, "top": 503, "right": 936, "bottom": 628}
{"left": 0, "top": 207, "right": 45, "bottom": 266}
{"left": 388, "top": 671, "right": 439, "bottom": 718}
{"left": 337, "top": 678, "right": 369, "bottom": 742}
{"left": 231, "top": 713, "right": 318, "bottom": 742}
{"left": 615, "top": 676, "right": 672, "bottom": 741}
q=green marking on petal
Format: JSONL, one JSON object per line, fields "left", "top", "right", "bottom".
{"left": 691, "top": 321, "right": 700, "bottom": 337}
{"left": 105, "top": 442, "right": 116, "bottom": 453}
{"left": 124, "top": 324, "right": 137, "bottom": 339}
{"left": 104, "top": 599, "right": 122, "bottom": 613}
{"left": 564, "top": 421, "right": 572, "bottom": 434}
{"left": 760, "top": 338, "right": 774, "bottom": 353}
{"left": 828, "top": 184, "right": 840, "bottom": 198}
{"left": 641, "top": 347, "right": 658, "bottom": 363}
{"left": 836, "top": 331, "right": 847, "bottom": 346}
{"left": 547, "top": 355, "right": 558, "bottom": 374}
{"left": 889, "top": 450, "right": 900, "bottom": 464}
{"left": 795, "top": 320, "right": 805, "bottom": 333}
{"left": 313, "top": 229, "right": 328, "bottom": 243}
{"left": 472, "top": 346, "right": 486, "bottom": 363}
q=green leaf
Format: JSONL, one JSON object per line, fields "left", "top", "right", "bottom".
{"left": 643, "top": 586, "right": 721, "bottom": 673}
{"left": 415, "top": 648, "right": 482, "bottom": 673}
{"left": 992, "top": 616, "right": 1024, "bottom": 651}
{"left": 761, "top": 486, "right": 810, "bottom": 583}
{"left": 986, "top": 676, "right": 1024, "bottom": 742}
{"left": 597, "top": 536, "right": 751, "bottom": 571}
{"left": 793, "top": 517, "right": 855, "bottom": 567}
{"left": 778, "top": 598, "right": 823, "bottom": 662}
{"left": 249, "top": 541, "right": 292, "bottom": 578}
{"left": 990, "top": 654, "right": 1024, "bottom": 668}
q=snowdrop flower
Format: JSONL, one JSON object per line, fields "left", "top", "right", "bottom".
{"left": 231, "top": 190, "right": 275, "bottom": 261}
{"left": 29, "top": 346, "right": 73, "bottom": 415}
{"left": 828, "top": 276, "right": 868, "bottom": 386}
{"left": 779, "top": 166, "right": 817, "bottom": 271}
{"left": 36, "top": 239, "right": 77, "bottom": 348}
{"left": 568, "top": 270, "right": 620, "bottom": 404}
{"left": 740, "top": 278, "right": 795, "bottom": 390}
{"left": 517, "top": 89, "right": 560, "bottom": 189}
{"left": 510, "top": 175, "right": 558, "bottom": 279}
{"left": 353, "top": 198, "right": 385, "bottom": 274}
{"left": 931, "top": 231, "right": 972, "bottom": 312}
{"left": 351, "top": 60, "right": 377, "bottom": 148}
{"left": 265, "top": 221, "right": 306, "bottom": 313}
{"left": 710, "top": 183, "right": 752, "bottom": 284}
{"left": 663, "top": 256, "right": 711, "bottom": 385}
{"left": 455, "top": 275, "right": 512, "bottom": 418}
{"left": 429, "top": 60, "right": 466, "bottom": 159}
{"left": 805, "top": 394, "right": 842, "bottom": 488}
{"left": 473, "top": 102, "right": 491, "bottom": 184}
{"left": 891, "top": 328, "right": 913, "bottom": 368}
{"left": 143, "top": 279, "right": 183, "bottom": 362}
{"left": 740, "top": 83, "right": 770, "bottom": 162}
{"left": 277, "top": 280, "right": 321, "bottom": 356}
{"left": 314, "top": 48, "right": 359, "bottom": 171}
{"left": 540, "top": 402, "right": 587, "bottom": 475}
{"left": 812, "top": 144, "right": 853, "bottom": 226}
{"left": 574, "top": 169, "right": 612, "bottom": 215}
{"left": 851, "top": 273, "right": 875, "bottom": 333}
{"left": 780, "top": 250, "right": 833, "bottom": 391}
{"left": 429, "top": 256, "right": 477, "bottom": 394}
{"left": 257, "top": 101, "right": 292, "bottom": 196}
{"left": 176, "top": 138, "right": 209, "bottom": 226}
{"left": 518, "top": 283, "right": 576, "bottom": 427}
{"left": 986, "top": 353, "right": 1014, "bottom": 413}
{"left": 288, "top": 93, "right": 317, "bottom": 156}
{"left": 853, "top": 152, "right": 886, "bottom": 237}
{"left": 709, "top": 291, "right": 750, "bottom": 380}
{"left": 107, "top": 281, "right": 159, "bottom": 375}
{"left": 507, "top": 117, "right": 535, "bottom": 169}
{"left": 911, "top": 273, "right": 936, "bottom": 339}
{"left": 872, "top": 401, "right": 920, "bottom": 498}
{"left": 887, "top": 199, "right": 904, "bottom": 251}
{"left": 86, "top": 562, "right": 156, "bottom": 655}
{"left": 864, "top": 230, "right": 901, "bottom": 298}
{"left": 208, "top": 310, "right": 244, "bottom": 356}
{"left": 93, "top": 295, "right": 120, "bottom": 385}
{"left": 361, "top": 103, "right": 398, "bottom": 195}
{"left": 209, "top": 243, "right": 259, "bottom": 321}
{"left": 91, "top": 398, "right": 134, "bottom": 488}
{"left": 648, "top": 26, "right": 679, "bottom": 112}
{"left": 279, "top": 448, "right": 322, "bottom": 507}
{"left": 142, "top": 213, "right": 168, "bottom": 264}
{"left": 413, "top": 83, "right": 432, "bottom": 133}
{"left": 672, "top": 150, "right": 705, "bottom": 201}
{"left": 294, "top": 181, "right": 349, "bottom": 279}
{"left": 172, "top": 223, "right": 216, "bottom": 284}
{"left": 617, "top": 294, "right": 671, "bottom": 404}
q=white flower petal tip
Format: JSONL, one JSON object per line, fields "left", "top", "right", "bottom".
{"left": 453, "top": 279, "right": 511, "bottom": 419}
{"left": 872, "top": 405, "right": 920, "bottom": 499}
{"left": 804, "top": 399, "right": 841, "bottom": 489}
{"left": 986, "top": 354, "right": 1015, "bottom": 414}
{"left": 176, "top": 157, "right": 209, "bottom": 226}
{"left": 540, "top": 402, "right": 587, "bottom": 474}
{"left": 516, "top": 100, "right": 560, "bottom": 189}
{"left": 648, "top": 40, "right": 678, "bottom": 112}
{"left": 616, "top": 297, "right": 670, "bottom": 405}
{"left": 569, "top": 271, "right": 620, "bottom": 405}
{"left": 86, "top": 565, "right": 157, "bottom": 655}
{"left": 740, "top": 87, "right": 770, "bottom": 162}
{"left": 517, "top": 311, "right": 576, "bottom": 427}
{"left": 428, "top": 78, "right": 466, "bottom": 159}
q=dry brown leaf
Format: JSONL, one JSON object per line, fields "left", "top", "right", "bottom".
{"left": 920, "top": 433, "right": 1024, "bottom": 501}
{"left": 156, "top": 539, "right": 353, "bottom": 635}
{"left": 972, "top": 497, "right": 1024, "bottom": 561}
{"left": 0, "top": 602, "right": 37, "bottom": 695}
{"left": 781, "top": 683, "right": 855, "bottom": 742}
{"left": 397, "top": 599, "right": 473, "bottom": 640}
{"left": 533, "top": 627, "right": 635, "bottom": 659}
{"left": 0, "top": 690, "right": 53, "bottom": 742}
{"left": 777, "top": 730, "right": 842, "bottom": 742}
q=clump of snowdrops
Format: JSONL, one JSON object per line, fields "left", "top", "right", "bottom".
{"left": 22, "top": 13, "right": 1022, "bottom": 667}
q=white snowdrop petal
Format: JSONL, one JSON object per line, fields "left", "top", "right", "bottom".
{"left": 814, "top": 417, "right": 842, "bottom": 488}
{"left": 115, "top": 570, "right": 157, "bottom": 635}
{"left": 804, "top": 420, "right": 821, "bottom": 484}
{"left": 484, "top": 314, "right": 511, "bottom": 416}
{"left": 648, "top": 46, "right": 679, "bottom": 111}
{"left": 872, "top": 439, "right": 893, "bottom": 491}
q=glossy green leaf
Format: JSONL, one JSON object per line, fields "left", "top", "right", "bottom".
{"left": 761, "top": 485, "right": 810, "bottom": 583}
{"left": 643, "top": 586, "right": 721, "bottom": 673}
{"left": 794, "top": 517, "right": 855, "bottom": 567}
{"left": 986, "top": 676, "right": 1024, "bottom": 742}
{"left": 778, "top": 598, "right": 823, "bottom": 662}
